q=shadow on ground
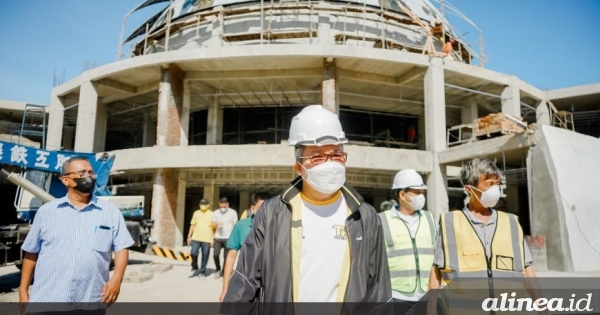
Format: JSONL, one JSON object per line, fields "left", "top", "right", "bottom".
{"left": 0, "top": 269, "right": 20, "bottom": 294}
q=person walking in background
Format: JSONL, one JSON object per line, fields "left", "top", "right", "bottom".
{"left": 219, "top": 192, "right": 272, "bottom": 302}
{"left": 187, "top": 198, "right": 213, "bottom": 279}
{"left": 211, "top": 197, "right": 238, "bottom": 279}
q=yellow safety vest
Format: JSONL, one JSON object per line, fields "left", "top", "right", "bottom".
{"left": 440, "top": 210, "right": 526, "bottom": 315}
{"left": 379, "top": 209, "right": 436, "bottom": 295}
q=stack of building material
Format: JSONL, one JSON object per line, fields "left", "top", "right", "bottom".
{"left": 473, "top": 113, "right": 527, "bottom": 138}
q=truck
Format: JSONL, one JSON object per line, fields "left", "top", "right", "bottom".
{"left": 0, "top": 139, "right": 154, "bottom": 269}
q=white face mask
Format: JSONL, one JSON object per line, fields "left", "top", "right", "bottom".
{"left": 405, "top": 193, "right": 426, "bottom": 211}
{"left": 469, "top": 185, "right": 501, "bottom": 208}
{"left": 300, "top": 161, "right": 346, "bottom": 195}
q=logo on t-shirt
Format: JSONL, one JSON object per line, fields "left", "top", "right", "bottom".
{"left": 332, "top": 225, "right": 347, "bottom": 240}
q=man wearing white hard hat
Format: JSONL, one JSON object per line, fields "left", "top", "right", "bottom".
{"left": 379, "top": 169, "right": 437, "bottom": 314}
{"left": 223, "top": 105, "right": 392, "bottom": 306}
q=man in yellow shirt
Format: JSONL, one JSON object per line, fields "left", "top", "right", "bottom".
{"left": 187, "top": 198, "right": 213, "bottom": 279}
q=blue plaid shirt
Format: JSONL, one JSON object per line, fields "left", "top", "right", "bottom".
{"left": 21, "top": 195, "right": 134, "bottom": 303}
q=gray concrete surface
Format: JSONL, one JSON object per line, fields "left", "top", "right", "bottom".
{"left": 2, "top": 250, "right": 600, "bottom": 303}
{"left": 0, "top": 250, "right": 224, "bottom": 302}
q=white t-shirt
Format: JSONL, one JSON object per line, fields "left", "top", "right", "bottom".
{"left": 212, "top": 208, "right": 238, "bottom": 239}
{"left": 298, "top": 193, "right": 348, "bottom": 302}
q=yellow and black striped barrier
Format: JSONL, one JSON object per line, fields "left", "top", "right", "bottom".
{"left": 152, "top": 245, "right": 192, "bottom": 262}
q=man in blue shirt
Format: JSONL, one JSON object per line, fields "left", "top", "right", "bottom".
{"left": 19, "top": 157, "right": 134, "bottom": 309}
{"left": 219, "top": 192, "right": 271, "bottom": 302}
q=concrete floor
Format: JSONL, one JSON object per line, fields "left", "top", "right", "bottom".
{"left": 1, "top": 250, "right": 600, "bottom": 303}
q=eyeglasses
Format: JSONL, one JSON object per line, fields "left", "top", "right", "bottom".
{"left": 63, "top": 170, "right": 97, "bottom": 178}
{"left": 299, "top": 152, "right": 348, "bottom": 165}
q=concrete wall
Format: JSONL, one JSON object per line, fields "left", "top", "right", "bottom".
{"left": 530, "top": 125, "right": 600, "bottom": 272}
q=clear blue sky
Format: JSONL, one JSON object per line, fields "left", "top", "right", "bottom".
{"left": 1, "top": 0, "right": 599, "bottom": 104}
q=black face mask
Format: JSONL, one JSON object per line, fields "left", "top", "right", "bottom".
{"left": 73, "top": 177, "right": 96, "bottom": 194}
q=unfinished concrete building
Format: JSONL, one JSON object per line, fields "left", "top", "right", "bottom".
{"left": 1, "top": 0, "right": 600, "bottom": 272}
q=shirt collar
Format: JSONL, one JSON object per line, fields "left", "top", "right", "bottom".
{"left": 462, "top": 206, "right": 496, "bottom": 225}
{"left": 57, "top": 194, "right": 102, "bottom": 211}
{"left": 391, "top": 204, "right": 420, "bottom": 218}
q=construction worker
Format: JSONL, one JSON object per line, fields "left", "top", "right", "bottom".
{"left": 223, "top": 105, "right": 391, "bottom": 307}
{"left": 379, "top": 169, "right": 436, "bottom": 315}
{"left": 443, "top": 38, "right": 455, "bottom": 59}
{"left": 427, "top": 158, "right": 545, "bottom": 315}
{"left": 187, "top": 198, "right": 214, "bottom": 279}
{"left": 219, "top": 192, "right": 272, "bottom": 302}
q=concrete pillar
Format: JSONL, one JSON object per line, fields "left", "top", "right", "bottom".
{"left": 142, "top": 117, "right": 157, "bottom": 147}
{"left": 74, "top": 81, "right": 98, "bottom": 152}
{"left": 181, "top": 80, "right": 191, "bottom": 146}
{"left": 536, "top": 100, "right": 551, "bottom": 125}
{"left": 317, "top": 13, "right": 332, "bottom": 45}
{"left": 322, "top": 59, "right": 338, "bottom": 115}
{"left": 501, "top": 76, "right": 521, "bottom": 118}
{"left": 203, "top": 184, "right": 220, "bottom": 208}
{"left": 206, "top": 97, "right": 223, "bottom": 145}
{"left": 461, "top": 99, "right": 478, "bottom": 124}
{"left": 150, "top": 64, "right": 185, "bottom": 248}
{"left": 239, "top": 190, "right": 251, "bottom": 216}
{"left": 46, "top": 92, "right": 64, "bottom": 150}
{"left": 175, "top": 171, "right": 187, "bottom": 246}
{"left": 93, "top": 103, "right": 107, "bottom": 152}
{"left": 424, "top": 58, "right": 449, "bottom": 219}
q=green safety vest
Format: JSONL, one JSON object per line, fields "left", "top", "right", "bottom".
{"left": 379, "top": 209, "right": 436, "bottom": 295}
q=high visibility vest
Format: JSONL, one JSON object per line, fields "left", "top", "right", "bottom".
{"left": 440, "top": 210, "right": 526, "bottom": 315}
{"left": 379, "top": 209, "right": 436, "bottom": 295}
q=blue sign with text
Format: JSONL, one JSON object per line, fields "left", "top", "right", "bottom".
{"left": 0, "top": 140, "right": 100, "bottom": 173}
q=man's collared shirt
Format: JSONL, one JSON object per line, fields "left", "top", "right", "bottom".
{"left": 21, "top": 195, "right": 134, "bottom": 303}
{"left": 433, "top": 207, "right": 533, "bottom": 268}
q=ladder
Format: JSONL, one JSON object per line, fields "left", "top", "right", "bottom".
{"left": 15, "top": 104, "right": 47, "bottom": 149}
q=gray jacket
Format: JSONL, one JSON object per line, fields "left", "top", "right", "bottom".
{"left": 223, "top": 177, "right": 392, "bottom": 304}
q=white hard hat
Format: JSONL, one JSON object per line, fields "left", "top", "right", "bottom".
{"left": 288, "top": 105, "right": 348, "bottom": 146}
{"left": 392, "top": 169, "right": 427, "bottom": 190}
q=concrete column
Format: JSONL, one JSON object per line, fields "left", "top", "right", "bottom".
{"left": 93, "top": 102, "right": 107, "bottom": 152}
{"left": 203, "top": 183, "right": 220, "bottom": 208}
{"left": 142, "top": 117, "right": 157, "bottom": 147}
{"left": 461, "top": 99, "right": 478, "bottom": 124}
{"left": 74, "top": 81, "right": 98, "bottom": 152}
{"left": 536, "top": 100, "right": 551, "bottom": 125}
{"left": 501, "top": 76, "right": 521, "bottom": 118}
{"left": 322, "top": 59, "right": 338, "bottom": 115}
{"left": 239, "top": 190, "right": 251, "bottom": 216}
{"left": 46, "top": 92, "right": 64, "bottom": 150}
{"left": 150, "top": 64, "right": 185, "bottom": 248}
{"left": 424, "top": 58, "right": 449, "bottom": 219}
{"left": 317, "top": 13, "right": 332, "bottom": 45}
{"left": 175, "top": 171, "right": 187, "bottom": 246}
{"left": 181, "top": 80, "right": 191, "bottom": 146}
{"left": 206, "top": 97, "right": 223, "bottom": 145}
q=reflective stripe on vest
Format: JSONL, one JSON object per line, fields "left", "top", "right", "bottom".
{"left": 379, "top": 209, "right": 436, "bottom": 294}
